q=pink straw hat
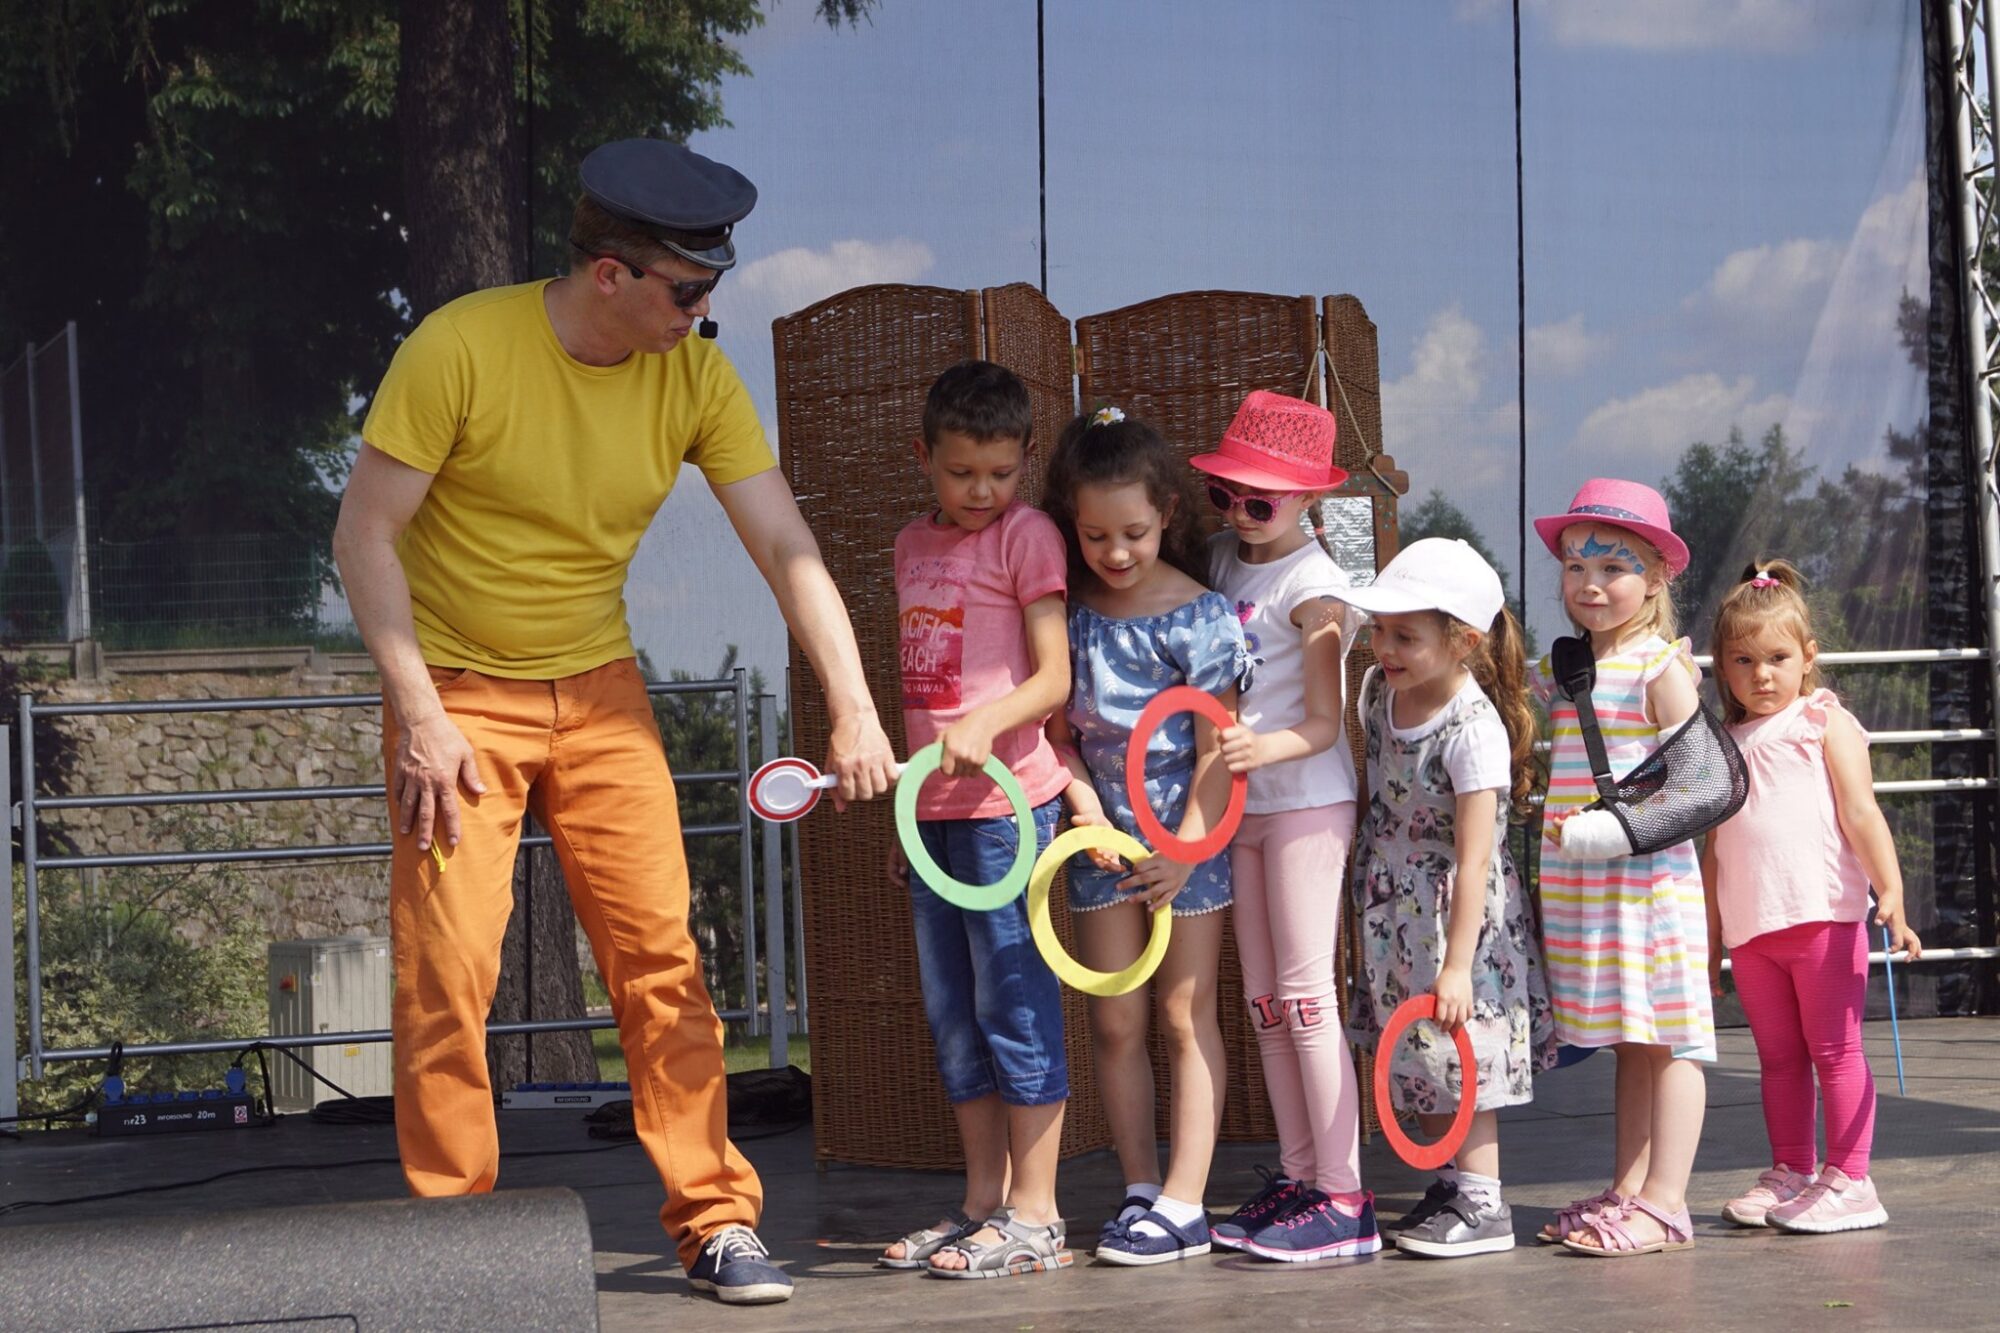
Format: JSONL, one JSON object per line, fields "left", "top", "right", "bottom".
{"left": 1532, "top": 478, "right": 1689, "bottom": 576}
{"left": 1190, "top": 390, "right": 1349, "bottom": 491}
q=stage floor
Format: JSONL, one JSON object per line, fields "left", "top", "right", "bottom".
{"left": 4, "top": 1017, "right": 1996, "bottom": 1331}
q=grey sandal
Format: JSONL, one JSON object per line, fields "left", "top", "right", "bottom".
{"left": 878, "top": 1211, "right": 976, "bottom": 1269}
{"left": 924, "top": 1207, "right": 1074, "bottom": 1279}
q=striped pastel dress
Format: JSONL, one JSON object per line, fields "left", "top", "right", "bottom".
{"left": 1535, "top": 635, "right": 1715, "bottom": 1061}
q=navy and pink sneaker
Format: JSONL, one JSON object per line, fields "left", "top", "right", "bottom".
{"left": 1241, "top": 1189, "right": 1382, "bottom": 1262}
{"left": 1211, "top": 1168, "right": 1307, "bottom": 1252}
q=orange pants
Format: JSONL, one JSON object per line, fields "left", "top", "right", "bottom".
{"left": 383, "top": 657, "right": 760, "bottom": 1267}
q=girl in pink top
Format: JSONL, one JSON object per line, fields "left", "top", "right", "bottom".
{"left": 1702, "top": 560, "right": 1922, "bottom": 1237}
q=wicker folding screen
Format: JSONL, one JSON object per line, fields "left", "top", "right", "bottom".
{"left": 1074, "top": 292, "right": 1389, "bottom": 1142}
{"left": 776, "top": 285, "right": 989, "bottom": 1169}
{"left": 779, "top": 284, "right": 1397, "bottom": 1168}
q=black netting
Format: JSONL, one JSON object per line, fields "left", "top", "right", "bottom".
{"left": 1551, "top": 636, "right": 1750, "bottom": 856}
{"left": 1598, "top": 704, "right": 1751, "bottom": 856}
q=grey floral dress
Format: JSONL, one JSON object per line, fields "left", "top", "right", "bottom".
{"left": 1344, "top": 668, "right": 1556, "bottom": 1112}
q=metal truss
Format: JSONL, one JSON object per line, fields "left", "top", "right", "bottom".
{"left": 1944, "top": 0, "right": 2000, "bottom": 792}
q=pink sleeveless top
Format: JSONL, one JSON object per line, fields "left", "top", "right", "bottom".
{"left": 1710, "top": 688, "right": 1871, "bottom": 949}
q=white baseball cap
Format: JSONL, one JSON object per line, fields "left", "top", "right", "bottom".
{"left": 1341, "top": 537, "right": 1504, "bottom": 630}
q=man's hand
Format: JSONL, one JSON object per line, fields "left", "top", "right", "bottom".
{"left": 887, "top": 842, "right": 910, "bottom": 891}
{"left": 393, "top": 711, "right": 486, "bottom": 851}
{"left": 826, "top": 711, "right": 897, "bottom": 811}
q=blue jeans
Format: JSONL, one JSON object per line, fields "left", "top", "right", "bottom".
{"left": 910, "top": 798, "right": 1068, "bottom": 1106}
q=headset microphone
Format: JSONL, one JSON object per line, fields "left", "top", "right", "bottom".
{"left": 698, "top": 319, "right": 718, "bottom": 338}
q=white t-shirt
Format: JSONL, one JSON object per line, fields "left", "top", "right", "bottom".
{"left": 1384, "top": 672, "right": 1512, "bottom": 795}
{"left": 1208, "top": 532, "right": 1362, "bottom": 813}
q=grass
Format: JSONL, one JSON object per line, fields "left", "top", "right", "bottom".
{"left": 591, "top": 1026, "right": 811, "bottom": 1081}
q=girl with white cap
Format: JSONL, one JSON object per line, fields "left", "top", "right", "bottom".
{"left": 1339, "top": 537, "right": 1555, "bottom": 1258}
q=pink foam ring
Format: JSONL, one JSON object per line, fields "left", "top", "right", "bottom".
{"left": 1125, "top": 685, "right": 1247, "bottom": 864}
{"left": 1373, "top": 994, "right": 1478, "bottom": 1172}
{"left": 748, "top": 757, "right": 823, "bottom": 823}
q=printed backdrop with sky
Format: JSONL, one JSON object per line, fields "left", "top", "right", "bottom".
{"left": 630, "top": 0, "right": 1926, "bottom": 686}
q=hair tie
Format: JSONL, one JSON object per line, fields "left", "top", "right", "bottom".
{"left": 1749, "top": 570, "right": 1779, "bottom": 589}
{"left": 1091, "top": 405, "right": 1126, "bottom": 428}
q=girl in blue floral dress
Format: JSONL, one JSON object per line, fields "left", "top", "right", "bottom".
{"left": 1042, "top": 407, "right": 1247, "bottom": 1267}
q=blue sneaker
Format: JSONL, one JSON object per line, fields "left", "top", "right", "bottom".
{"left": 1211, "top": 1168, "right": 1307, "bottom": 1252}
{"left": 687, "top": 1225, "right": 794, "bottom": 1304}
{"left": 1241, "top": 1190, "right": 1382, "bottom": 1262}
{"left": 1095, "top": 1209, "right": 1212, "bottom": 1266}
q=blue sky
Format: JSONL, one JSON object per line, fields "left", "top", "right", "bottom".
{"left": 631, "top": 0, "right": 1926, "bottom": 682}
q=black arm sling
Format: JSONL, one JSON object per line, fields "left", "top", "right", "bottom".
{"left": 1548, "top": 635, "right": 1750, "bottom": 856}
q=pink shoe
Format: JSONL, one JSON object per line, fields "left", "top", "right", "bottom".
{"left": 1766, "top": 1167, "right": 1887, "bottom": 1234}
{"left": 1721, "top": 1165, "right": 1814, "bottom": 1228}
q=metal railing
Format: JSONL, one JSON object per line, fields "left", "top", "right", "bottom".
{"left": 1517, "top": 646, "right": 1999, "bottom": 979}
{"left": 6, "top": 647, "right": 1996, "bottom": 1122}
{"left": 3, "top": 669, "right": 805, "bottom": 1121}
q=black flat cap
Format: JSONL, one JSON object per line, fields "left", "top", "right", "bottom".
{"left": 579, "top": 139, "right": 757, "bottom": 272}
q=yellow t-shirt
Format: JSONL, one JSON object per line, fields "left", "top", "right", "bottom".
{"left": 361, "top": 280, "right": 775, "bottom": 678}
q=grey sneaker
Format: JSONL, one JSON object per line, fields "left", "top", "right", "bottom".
{"left": 1394, "top": 1192, "right": 1515, "bottom": 1258}
{"left": 1385, "top": 1178, "right": 1457, "bottom": 1237}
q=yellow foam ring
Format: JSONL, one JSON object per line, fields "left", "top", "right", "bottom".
{"left": 1026, "top": 826, "right": 1173, "bottom": 997}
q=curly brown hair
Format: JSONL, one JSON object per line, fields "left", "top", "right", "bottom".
{"left": 1040, "top": 409, "right": 1211, "bottom": 590}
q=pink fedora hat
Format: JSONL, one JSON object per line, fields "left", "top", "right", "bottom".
{"left": 1190, "top": 390, "right": 1349, "bottom": 491}
{"left": 1532, "top": 478, "right": 1689, "bottom": 576}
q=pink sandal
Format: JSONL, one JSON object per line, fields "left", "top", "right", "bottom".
{"left": 1561, "top": 1196, "right": 1695, "bottom": 1257}
{"left": 1536, "top": 1187, "right": 1625, "bottom": 1244}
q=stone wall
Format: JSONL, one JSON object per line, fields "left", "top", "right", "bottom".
{"left": 38, "top": 652, "right": 392, "bottom": 944}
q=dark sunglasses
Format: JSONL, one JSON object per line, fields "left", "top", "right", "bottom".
{"left": 572, "top": 244, "right": 721, "bottom": 311}
{"left": 1206, "top": 482, "right": 1281, "bottom": 524}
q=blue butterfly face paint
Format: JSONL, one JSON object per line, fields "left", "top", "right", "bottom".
{"left": 1559, "top": 523, "right": 1657, "bottom": 641}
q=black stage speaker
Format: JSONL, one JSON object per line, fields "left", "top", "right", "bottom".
{"left": 0, "top": 1188, "right": 600, "bottom": 1331}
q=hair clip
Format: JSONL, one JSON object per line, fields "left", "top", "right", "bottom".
{"left": 1091, "top": 405, "right": 1126, "bottom": 428}
{"left": 1749, "top": 571, "right": 1779, "bottom": 588}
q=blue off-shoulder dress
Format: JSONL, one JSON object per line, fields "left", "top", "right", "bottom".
{"left": 1064, "top": 592, "right": 1249, "bottom": 917}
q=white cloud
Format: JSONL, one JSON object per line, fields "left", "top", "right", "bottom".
{"left": 1572, "top": 373, "right": 1790, "bottom": 464}
{"left": 728, "top": 237, "right": 936, "bottom": 324}
{"left": 1381, "top": 307, "right": 1517, "bottom": 493}
{"left": 1686, "top": 236, "right": 1841, "bottom": 331}
{"left": 1386, "top": 307, "right": 1484, "bottom": 417}
{"left": 1526, "top": 314, "right": 1611, "bottom": 378}
{"left": 1524, "top": 0, "right": 1873, "bottom": 53}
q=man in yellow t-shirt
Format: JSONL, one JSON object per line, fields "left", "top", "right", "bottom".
{"left": 333, "top": 140, "right": 895, "bottom": 1308}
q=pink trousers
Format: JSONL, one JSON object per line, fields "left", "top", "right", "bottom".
{"left": 1730, "top": 919, "right": 1876, "bottom": 1178}
{"left": 1229, "top": 803, "right": 1361, "bottom": 1194}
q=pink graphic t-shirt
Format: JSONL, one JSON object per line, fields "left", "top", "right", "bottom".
{"left": 895, "top": 504, "right": 1069, "bottom": 820}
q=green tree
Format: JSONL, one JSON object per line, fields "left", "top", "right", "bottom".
{"left": 642, "top": 646, "right": 787, "bottom": 1018}
{"left": 15, "top": 815, "right": 271, "bottom": 1121}
{"left": 0, "top": 0, "right": 871, "bottom": 634}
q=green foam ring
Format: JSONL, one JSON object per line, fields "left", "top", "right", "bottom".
{"left": 894, "top": 742, "right": 1037, "bottom": 911}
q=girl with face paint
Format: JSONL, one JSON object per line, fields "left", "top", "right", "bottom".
{"left": 1527, "top": 479, "right": 1715, "bottom": 1258}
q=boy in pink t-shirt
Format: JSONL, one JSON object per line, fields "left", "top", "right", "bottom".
{"left": 883, "top": 361, "right": 1076, "bottom": 1280}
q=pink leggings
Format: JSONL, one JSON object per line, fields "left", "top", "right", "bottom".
{"left": 1730, "top": 919, "right": 1876, "bottom": 1178}
{"left": 1230, "top": 803, "right": 1360, "bottom": 1194}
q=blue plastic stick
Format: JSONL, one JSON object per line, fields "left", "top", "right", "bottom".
{"left": 1880, "top": 923, "right": 1906, "bottom": 1097}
